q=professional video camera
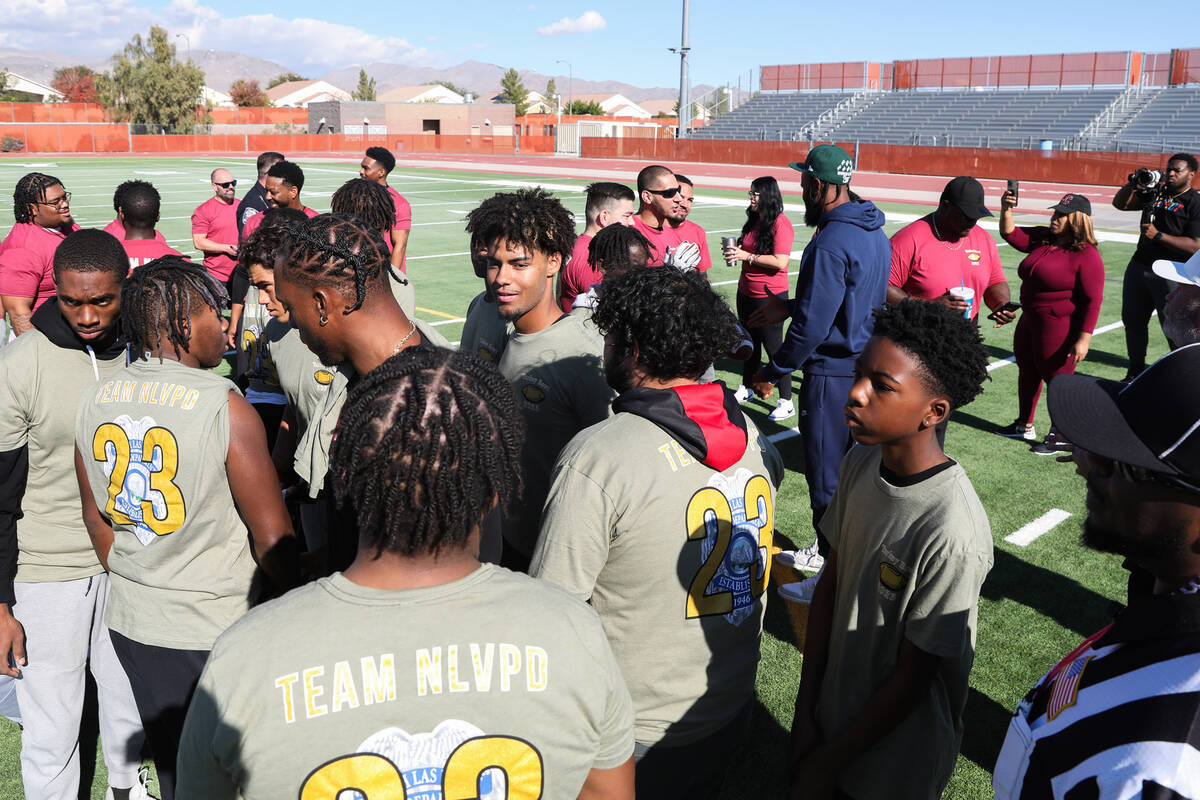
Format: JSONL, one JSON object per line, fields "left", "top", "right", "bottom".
{"left": 1132, "top": 167, "right": 1164, "bottom": 198}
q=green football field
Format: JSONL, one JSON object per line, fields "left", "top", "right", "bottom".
{"left": 0, "top": 155, "right": 1164, "bottom": 799}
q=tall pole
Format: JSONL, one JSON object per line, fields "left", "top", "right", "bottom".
{"left": 556, "top": 59, "right": 572, "bottom": 115}
{"left": 677, "top": 0, "right": 691, "bottom": 138}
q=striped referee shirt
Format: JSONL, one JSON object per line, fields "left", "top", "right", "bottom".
{"left": 993, "top": 591, "right": 1200, "bottom": 799}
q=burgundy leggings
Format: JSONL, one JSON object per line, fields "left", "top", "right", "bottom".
{"left": 1012, "top": 309, "right": 1079, "bottom": 426}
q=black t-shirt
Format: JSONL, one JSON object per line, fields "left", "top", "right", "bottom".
{"left": 1134, "top": 188, "right": 1200, "bottom": 264}
{"left": 236, "top": 182, "right": 269, "bottom": 237}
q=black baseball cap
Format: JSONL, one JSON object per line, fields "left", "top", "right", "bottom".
{"left": 1049, "top": 193, "right": 1092, "bottom": 216}
{"left": 940, "top": 176, "right": 992, "bottom": 220}
{"left": 1048, "top": 344, "right": 1200, "bottom": 482}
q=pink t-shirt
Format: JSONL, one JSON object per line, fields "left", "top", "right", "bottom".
{"left": 104, "top": 217, "right": 167, "bottom": 244}
{"left": 671, "top": 219, "right": 713, "bottom": 272}
{"left": 123, "top": 239, "right": 184, "bottom": 272}
{"left": 558, "top": 233, "right": 596, "bottom": 313}
{"left": 0, "top": 221, "right": 80, "bottom": 308}
{"left": 889, "top": 216, "right": 1005, "bottom": 319}
{"left": 737, "top": 214, "right": 796, "bottom": 297}
{"left": 241, "top": 205, "right": 319, "bottom": 243}
{"left": 386, "top": 186, "right": 412, "bottom": 272}
{"left": 633, "top": 215, "right": 681, "bottom": 268}
{"left": 191, "top": 196, "right": 240, "bottom": 282}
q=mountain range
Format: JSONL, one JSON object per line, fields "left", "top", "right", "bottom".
{"left": 0, "top": 47, "right": 711, "bottom": 105}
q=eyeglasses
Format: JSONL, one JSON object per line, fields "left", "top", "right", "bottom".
{"left": 645, "top": 187, "right": 679, "bottom": 198}
{"left": 215, "top": 180, "right": 237, "bottom": 189}
{"left": 1088, "top": 450, "right": 1200, "bottom": 496}
{"left": 748, "top": 191, "right": 761, "bottom": 198}
{"left": 37, "top": 192, "right": 71, "bottom": 208}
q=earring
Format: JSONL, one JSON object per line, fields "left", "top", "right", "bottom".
{"left": 318, "top": 314, "right": 328, "bottom": 327}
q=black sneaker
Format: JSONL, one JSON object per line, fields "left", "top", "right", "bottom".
{"left": 997, "top": 421, "right": 1037, "bottom": 441}
{"left": 1031, "top": 433, "right": 1073, "bottom": 456}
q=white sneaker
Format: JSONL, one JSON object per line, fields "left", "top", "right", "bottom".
{"left": 734, "top": 384, "right": 751, "bottom": 402}
{"left": 107, "top": 767, "right": 155, "bottom": 800}
{"left": 779, "top": 569, "right": 822, "bottom": 604}
{"left": 769, "top": 398, "right": 796, "bottom": 421}
{"left": 791, "top": 541, "right": 825, "bottom": 572}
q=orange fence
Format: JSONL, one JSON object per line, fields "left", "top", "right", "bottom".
{"left": 0, "top": 102, "right": 109, "bottom": 123}
{"left": 581, "top": 137, "right": 1166, "bottom": 188}
{"left": 0, "top": 123, "right": 129, "bottom": 152}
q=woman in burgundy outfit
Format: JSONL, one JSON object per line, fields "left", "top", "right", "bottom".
{"left": 998, "top": 191, "right": 1105, "bottom": 454}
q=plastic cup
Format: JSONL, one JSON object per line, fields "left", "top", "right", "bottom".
{"left": 948, "top": 286, "right": 975, "bottom": 319}
{"left": 721, "top": 236, "right": 737, "bottom": 266}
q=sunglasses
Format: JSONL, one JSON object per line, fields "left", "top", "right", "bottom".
{"left": 37, "top": 192, "right": 71, "bottom": 208}
{"left": 646, "top": 187, "right": 679, "bottom": 198}
{"left": 748, "top": 191, "right": 761, "bottom": 198}
{"left": 215, "top": 180, "right": 237, "bottom": 189}
{"left": 1089, "top": 450, "right": 1200, "bottom": 496}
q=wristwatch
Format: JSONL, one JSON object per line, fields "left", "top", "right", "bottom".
{"left": 1155, "top": 231, "right": 1164, "bottom": 241}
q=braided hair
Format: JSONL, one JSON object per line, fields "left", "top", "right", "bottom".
{"left": 13, "top": 172, "right": 63, "bottom": 224}
{"left": 330, "top": 178, "right": 394, "bottom": 236}
{"left": 464, "top": 188, "right": 576, "bottom": 264}
{"left": 122, "top": 256, "right": 228, "bottom": 359}
{"left": 281, "top": 214, "right": 389, "bottom": 315}
{"left": 330, "top": 347, "right": 525, "bottom": 558}
{"left": 587, "top": 223, "right": 651, "bottom": 275}
{"left": 237, "top": 207, "right": 310, "bottom": 274}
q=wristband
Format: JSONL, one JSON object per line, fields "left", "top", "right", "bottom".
{"left": 1155, "top": 231, "right": 1164, "bottom": 241}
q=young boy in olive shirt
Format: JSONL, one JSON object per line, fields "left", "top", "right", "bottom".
{"left": 790, "top": 300, "right": 993, "bottom": 800}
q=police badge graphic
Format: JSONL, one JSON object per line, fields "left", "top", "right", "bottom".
{"left": 695, "top": 468, "right": 769, "bottom": 625}
{"left": 355, "top": 720, "right": 507, "bottom": 800}
{"left": 96, "top": 414, "right": 170, "bottom": 546}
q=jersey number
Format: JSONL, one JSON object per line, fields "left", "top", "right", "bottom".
{"left": 299, "top": 735, "right": 544, "bottom": 799}
{"left": 241, "top": 329, "right": 281, "bottom": 387}
{"left": 91, "top": 423, "right": 186, "bottom": 536}
{"left": 684, "top": 474, "right": 773, "bottom": 618}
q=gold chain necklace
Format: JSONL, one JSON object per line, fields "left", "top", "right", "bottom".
{"left": 930, "top": 216, "right": 963, "bottom": 252}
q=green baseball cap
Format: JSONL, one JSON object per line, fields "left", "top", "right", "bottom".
{"left": 789, "top": 145, "right": 854, "bottom": 185}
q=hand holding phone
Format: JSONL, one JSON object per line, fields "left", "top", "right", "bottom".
{"left": 1006, "top": 179, "right": 1019, "bottom": 204}
{"left": 987, "top": 301, "right": 1022, "bottom": 324}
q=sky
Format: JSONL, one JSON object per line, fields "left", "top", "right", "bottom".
{"left": 0, "top": 0, "right": 1192, "bottom": 91}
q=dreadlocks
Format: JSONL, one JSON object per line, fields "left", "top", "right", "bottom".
{"left": 330, "top": 347, "right": 524, "bottom": 558}
{"left": 330, "top": 178, "right": 395, "bottom": 237}
{"left": 464, "top": 187, "right": 576, "bottom": 264}
{"left": 122, "top": 256, "right": 228, "bottom": 359}
{"left": 13, "top": 172, "right": 63, "bottom": 224}
{"left": 281, "top": 214, "right": 388, "bottom": 316}
{"left": 587, "top": 223, "right": 651, "bottom": 276}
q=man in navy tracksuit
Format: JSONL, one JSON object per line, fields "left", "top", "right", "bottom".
{"left": 751, "top": 146, "right": 890, "bottom": 559}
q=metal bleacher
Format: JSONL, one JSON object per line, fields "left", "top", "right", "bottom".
{"left": 691, "top": 92, "right": 853, "bottom": 141}
{"left": 1113, "top": 86, "right": 1200, "bottom": 151}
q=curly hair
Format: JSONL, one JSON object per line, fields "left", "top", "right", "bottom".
{"left": 740, "top": 176, "right": 783, "bottom": 255}
{"left": 870, "top": 300, "right": 990, "bottom": 410}
{"left": 119, "top": 181, "right": 161, "bottom": 229}
{"left": 331, "top": 178, "right": 394, "bottom": 236}
{"left": 592, "top": 267, "right": 740, "bottom": 381}
{"left": 13, "top": 172, "right": 64, "bottom": 224}
{"left": 464, "top": 188, "right": 576, "bottom": 264}
{"left": 267, "top": 159, "right": 305, "bottom": 191}
{"left": 330, "top": 347, "right": 524, "bottom": 559}
{"left": 587, "top": 223, "right": 651, "bottom": 276}
{"left": 280, "top": 214, "right": 389, "bottom": 315}
{"left": 237, "top": 207, "right": 310, "bottom": 274}
{"left": 53, "top": 230, "right": 128, "bottom": 283}
{"left": 122, "top": 256, "right": 228, "bottom": 359}
{"left": 364, "top": 146, "right": 396, "bottom": 174}
{"left": 111, "top": 179, "right": 153, "bottom": 214}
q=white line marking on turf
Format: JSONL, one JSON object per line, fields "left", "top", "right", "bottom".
{"left": 1005, "top": 509, "right": 1071, "bottom": 546}
{"left": 768, "top": 429, "right": 800, "bottom": 443}
{"left": 986, "top": 319, "right": 1127, "bottom": 372}
{"left": 429, "top": 317, "right": 466, "bottom": 326}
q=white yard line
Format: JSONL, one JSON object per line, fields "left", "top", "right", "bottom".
{"left": 1005, "top": 509, "right": 1072, "bottom": 546}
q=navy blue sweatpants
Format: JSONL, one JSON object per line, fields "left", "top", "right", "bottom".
{"left": 799, "top": 373, "right": 854, "bottom": 555}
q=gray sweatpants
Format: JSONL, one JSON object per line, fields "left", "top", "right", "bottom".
{"left": 13, "top": 574, "right": 144, "bottom": 798}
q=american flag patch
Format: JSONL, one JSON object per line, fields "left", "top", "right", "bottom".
{"left": 1047, "top": 655, "right": 1092, "bottom": 721}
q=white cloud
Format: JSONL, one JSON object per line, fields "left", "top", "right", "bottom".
{"left": 0, "top": 0, "right": 439, "bottom": 72}
{"left": 537, "top": 10, "right": 605, "bottom": 36}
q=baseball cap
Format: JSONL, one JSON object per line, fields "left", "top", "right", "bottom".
{"left": 1152, "top": 249, "right": 1200, "bottom": 287}
{"left": 941, "top": 176, "right": 992, "bottom": 219}
{"left": 1049, "top": 193, "right": 1092, "bottom": 217}
{"left": 789, "top": 145, "right": 854, "bottom": 185}
{"left": 1048, "top": 343, "right": 1200, "bottom": 482}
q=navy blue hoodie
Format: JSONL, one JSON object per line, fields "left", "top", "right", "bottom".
{"left": 762, "top": 199, "right": 890, "bottom": 378}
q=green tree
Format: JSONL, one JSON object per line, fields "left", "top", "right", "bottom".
{"left": 497, "top": 68, "right": 530, "bottom": 115}
{"left": 568, "top": 99, "right": 604, "bottom": 116}
{"left": 545, "top": 78, "right": 558, "bottom": 111}
{"left": 353, "top": 69, "right": 377, "bottom": 101}
{"left": 230, "top": 78, "right": 270, "bottom": 107}
{"left": 268, "top": 71, "right": 306, "bottom": 88}
{"left": 98, "top": 26, "right": 205, "bottom": 133}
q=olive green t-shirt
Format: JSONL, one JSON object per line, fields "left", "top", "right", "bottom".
{"left": 294, "top": 322, "right": 451, "bottom": 498}
{"left": 531, "top": 411, "right": 783, "bottom": 746}
{"left": 177, "top": 565, "right": 635, "bottom": 800}
{"left": 267, "top": 320, "right": 332, "bottom": 439}
{"left": 75, "top": 358, "right": 256, "bottom": 650}
{"left": 818, "top": 444, "right": 993, "bottom": 800}
{"left": 460, "top": 290, "right": 511, "bottom": 364}
{"left": 0, "top": 330, "right": 126, "bottom": 583}
{"left": 495, "top": 314, "right": 613, "bottom": 555}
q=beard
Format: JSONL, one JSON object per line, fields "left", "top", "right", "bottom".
{"left": 1081, "top": 518, "right": 1187, "bottom": 560}
{"left": 803, "top": 181, "right": 824, "bottom": 227}
{"left": 604, "top": 351, "right": 636, "bottom": 394}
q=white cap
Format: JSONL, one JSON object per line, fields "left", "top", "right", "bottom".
{"left": 1153, "top": 249, "right": 1200, "bottom": 287}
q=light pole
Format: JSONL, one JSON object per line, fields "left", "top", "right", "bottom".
{"left": 175, "top": 33, "right": 191, "bottom": 63}
{"left": 556, "top": 59, "right": 572, "bottom": 116}
{"left": 670, "top": 0, "right": 691, "bottom": 138}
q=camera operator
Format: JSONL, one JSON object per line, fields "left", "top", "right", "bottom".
{"left": 1112, "top": 153, "right": 1200, "bottom": 380}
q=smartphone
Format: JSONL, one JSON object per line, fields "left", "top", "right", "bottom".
{"left": 986, "top": 301, "right": 1022, "bottom": 321}
{"left": 1007, "top": 179, "right": 1019, "bottom": 203}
